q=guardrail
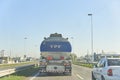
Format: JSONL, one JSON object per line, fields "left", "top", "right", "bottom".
{"left": 0, "top": 69, "right": 15, "bottom": 77}
{"left": 0, "top": 64, "right": 35, "bottom": 77}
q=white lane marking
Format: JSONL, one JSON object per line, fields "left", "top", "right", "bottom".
{"left": 76, "top": 74, "right": 84, "bottom": 80}
{"left": 29, "top": 72, "right": 39, "bottom": 80}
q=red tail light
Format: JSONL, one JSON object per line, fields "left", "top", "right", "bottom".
{"left": 47, "top": 56, "right": 53, "bottom": 60}
{"left": 60, "top": 56, "right": 64, "bottom": 60}
{"left": 64, "top": 63, "right": 70, "bottom": 66}
{"left": 107, "top": 69, "right": 113, "bottom": 76}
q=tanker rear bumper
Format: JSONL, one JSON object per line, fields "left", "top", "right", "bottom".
{"left": 39, "top": 65, "right": 71, "bottom": 74}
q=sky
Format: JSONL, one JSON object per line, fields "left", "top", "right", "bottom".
{"left": 0, "top": 0, "right": 120, "bottom": 58}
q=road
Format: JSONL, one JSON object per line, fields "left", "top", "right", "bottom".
{"left": 29, "top": 65, "right": 92, "bottom": 80}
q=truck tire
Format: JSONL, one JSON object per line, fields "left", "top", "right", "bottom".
{"left": 69, "top": 72, "right": 72, "bottom": 76}
{"left": 101, "top": 76, "right": 105, "bottom": 80}
{"left": 63, "top": 72, "right": 72, "bottom": 76}
{"left": 92, "top": 72, "right": 96, "bottom": 80}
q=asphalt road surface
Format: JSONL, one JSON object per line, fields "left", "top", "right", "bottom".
{"left": 29, "top": 65, "right": 92, "bottom": 80}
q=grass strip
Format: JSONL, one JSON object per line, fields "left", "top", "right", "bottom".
{"left": 73, "top": 62, "right": 95, "bottom": 68}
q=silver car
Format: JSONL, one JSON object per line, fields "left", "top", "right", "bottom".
{"left": 92, "top": 58, "right": 120, "bottom": 80}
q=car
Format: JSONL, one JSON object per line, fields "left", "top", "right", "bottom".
{"left": 92, "top": 57, "right": 120, "bottom": 80}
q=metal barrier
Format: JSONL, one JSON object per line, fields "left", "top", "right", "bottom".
{"left": 0, "top": 64, "right": 34, "bottom": 77}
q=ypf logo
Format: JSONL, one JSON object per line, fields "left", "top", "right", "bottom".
{"left": 50, "top": 45, "right": 61, "bottom": 48}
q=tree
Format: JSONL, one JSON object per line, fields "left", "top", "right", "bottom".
{"left": 70, "top": 53, "right": 77, "bottom": 63}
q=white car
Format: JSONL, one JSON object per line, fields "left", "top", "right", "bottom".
{"left": 92, "top": 58, "right": 120, "bottom": 80}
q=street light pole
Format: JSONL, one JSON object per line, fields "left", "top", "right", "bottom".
{"left": 88, "top": 14, "right": 94, "bottom": 62}
{"left": 24, "top": 37, "right": 27, "bottom": 56}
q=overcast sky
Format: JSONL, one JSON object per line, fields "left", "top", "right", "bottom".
{"left": 0, "top": 0, "right": 120, "bottom": 57}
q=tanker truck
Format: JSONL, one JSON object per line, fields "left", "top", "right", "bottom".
{"left": 39, "top": 33, "right": 72, "bottom": 75}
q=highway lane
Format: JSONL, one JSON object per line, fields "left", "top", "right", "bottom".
{"left": 29, "top": 64, "right": 92, "bottom": 80}
{"left": 73, "top": 65, "right": 92, "bottom": 80}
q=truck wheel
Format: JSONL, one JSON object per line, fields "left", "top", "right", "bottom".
{"left": 63, "top": 72, "right": 72, "bottom": 76}
{"left": 69, "top": 72, "right": 72, "bottom": 76}
{"left": 101, "top": 76, "right": 105, "bottom": 80}
{"left": 92, "top": 72, "right": 96, "bottom": 80}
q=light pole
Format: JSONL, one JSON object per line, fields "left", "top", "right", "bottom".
{"left": 88, "top": 13, "right": 94, "bottom": 62}
{"left": 24, "top": 37, "right": 27, "bottom": 56}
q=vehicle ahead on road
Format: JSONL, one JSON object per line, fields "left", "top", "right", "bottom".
{"left": 39, "top": 33, "right": 72, "bottom": 75}
{"left": 92, "top": 57, "right": 120, "bottom": 80}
